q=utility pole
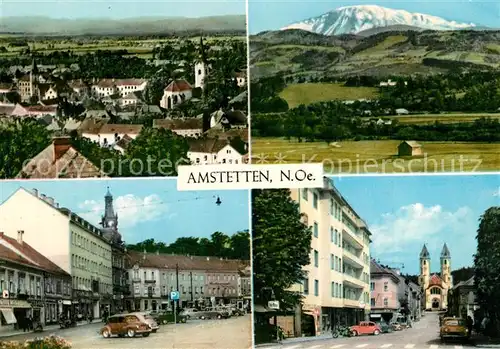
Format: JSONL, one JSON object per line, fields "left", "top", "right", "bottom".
{"left": 190, "top": 272, "right": 193, "bottom": 302}
{"left": 175, "top": 264, "right": 179, "bottom": 311}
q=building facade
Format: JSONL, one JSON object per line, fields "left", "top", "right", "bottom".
{"left": 289, "top": 178, "right": 372, "bottom": 336}
{"left": 0, "top": 188, "right": 113, "bottom": 319}
{"left": 448, "top": 277, "right": 478, "bottom": 321}
{"left": 369, "top": 260, "right": 401, "bottom": 323}
{"left": 419, "top": 243, "right": 452, "bottom": 311}
{"left": 125, "top": 252, "right": 249, "bottom": 312}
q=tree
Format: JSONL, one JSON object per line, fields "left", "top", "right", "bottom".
{"left": 0, "top": 119, "right": 51, "bottom": 178}
{"left": 252, "top": 189, "right": 312, "bottom": 309}
{"left": 124, "top": 127, "right": 190, "bottom": 176}
{"left": 474, "top": 206, "right": 500, "bottom": 336}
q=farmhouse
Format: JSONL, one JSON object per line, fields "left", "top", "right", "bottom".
{"left": 187, "top": 138, "right": 247, "bottom": 165}
{"left": 398, "top": 141, "right": 423, "bottom": 157}
{"left": 82, "top": 123, "right": 143, "bottom": 146}
{"left": 153, "top": 118, "right": 204, "bottom": 138}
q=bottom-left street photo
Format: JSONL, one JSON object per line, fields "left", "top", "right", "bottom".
{"left": 0, "top": 178, "right": 251, "bottom": 349}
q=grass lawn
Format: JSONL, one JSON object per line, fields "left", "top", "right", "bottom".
{"left": 279, "top": 83, "right": 380, "bottom": 108}
{"left": 251, "top": 137, "right": 500, "bottom": 173}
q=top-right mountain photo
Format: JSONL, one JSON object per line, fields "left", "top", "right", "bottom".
{"left": 249, "top": 1, "right": 500, "bottom": 173}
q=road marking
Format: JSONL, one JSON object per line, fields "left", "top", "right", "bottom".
{"left": 429, "top": 345, "right": 439, "bottom": 349}
{"left": 454, "top": 346, "right": 463, "bottom": 349}
{"left": 285, "top": 346, "right": 300, "bottom": 349}
{"left": 380, "top": 345, "right": 393, "bottom": 348}
{"left": 330, "top": 345, "right": 346, "bottom": 348}
{"left": 356, "top": 345, "right": 369, "bottom": 348}
{"left": 404, "top": 345, "right": 415, "bottom": 349}
{"left": 308, "top": 346, "right": 321, "bottom": 349}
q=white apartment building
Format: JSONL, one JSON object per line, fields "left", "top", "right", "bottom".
{"left": 0, "top": 188, "right": 113, "bottom": 318}
{"left": 289, "top": 178, "right": 372, "bottom": 336}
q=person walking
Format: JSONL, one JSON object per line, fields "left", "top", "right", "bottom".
{"left": 466, "top": 316, "right": 474, "bottom": 338}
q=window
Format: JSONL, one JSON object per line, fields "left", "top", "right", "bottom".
{"left": 313, "top": 192, "right": 318, "bottom": 209}
{"left": 330, "top": 254, "right": 334, "bottom": 270}
{"left": 383, "top": 282, "right": 388, "bottom": 292}
{"left": 330, "top": 227, "right": 334, "bottom": 242}
{"left": 302, "top": 189, "right": 308, "bottom": 200}
{"left": 314, "top": 280, "right": 319, "bottom": 296}
{"left": 303, "top": 278, "right": 309, "bottom": 295}
{"left": 370, "top": 282, "right": 375, "bottom": 291}
{"left": 314, "top": 250, "right": 319, "bottom": 267}
{"left": 313, "top": 222, "right": 318, "bottom": 238}
{"left": 383, "top": 298, "right": 388, "bottom": 307}
{"left": 331, "top": 282, "right": 335, "bottom": 297}
{"left": 371, "top": 298, "right": 376, "bottom": 307}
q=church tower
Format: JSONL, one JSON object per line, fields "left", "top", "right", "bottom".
{"left": 440, "top": 243, "right": 452, "bottom": 288}
{"left": 194, "top": 36, "right": 209, "bottom": 89}
{"left": 419, "top": 244, "right": 430, "bottom": 290}
{"left": 29, "top": 58, "right": 39, "bottom": 100}
{"left": 101, "top": 187, "right": 118, "bottom": 230}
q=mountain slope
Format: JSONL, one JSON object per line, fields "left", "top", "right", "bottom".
{"left": 0, "top": 15, "right": 246, "bottom": 35}
{"left": 281, "top": 5, "right": 476, "bottom": 36}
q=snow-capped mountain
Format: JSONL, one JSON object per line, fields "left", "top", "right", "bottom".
{"left": 281, "top": 5, "right": 476, "bottom": 36}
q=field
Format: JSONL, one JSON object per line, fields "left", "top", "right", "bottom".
{"left": 385, "top": 113, "right": 500, "bottom": 125}
{"left": 279, "top": 83, "right": 380, "bottom": 108}
{"left": 251, "top": 137, "right": 500, "bottom": 173}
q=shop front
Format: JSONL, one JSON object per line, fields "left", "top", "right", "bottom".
{"left": 0, "top": 298, "right": 32, "bottom": 334}
{"left": 302, "top": 303, "right": 321, "bottom": 336}
{"left": 27, "top": 299, "right": 44, "bottom": 325}
{"left": 72, "top": 290, "right": 93, "bottom": 319}
{"left": 369, "top": 308, "right": 398, "bottom": 324}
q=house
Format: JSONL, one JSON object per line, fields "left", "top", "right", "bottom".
{"left": 0, "top": 83, "right": 13, "bottom": 94}
{"left": 16, "top": 136, "right": 103, "bottom": 179}
{"left": 68, "top": 79, "right": 89, "bottom": 97}
{"left": 114, "top": 79, "right": 147, "bottom": 98}
{"left": 160, "top": 80, "right": 193, "bottom": 109}
{"left": 210, "top": 109, "right": 247, "bottom": 129}
{"left": 448, "top": 276, "right": 478, "bottom": 321}
{"left": 380, "top": 79, "right": 397, "bottom": 87}
{"left": 120, "top": 91, "right": 143, "bottom": 106}
{"left": 82, "top": 123, "right": 143, "bottom": 147}
{"left": 91, "top": 79, "right": 118, "bottom": 98}
{"left": 187, "top": 138, "right": 247, "bottom": 165}
{"left": 10, "top": 104, "right": 57, "bottom": 118}
{"left": 395, "top": 108, "right": 409, "bottom": 115}
{"left": 44, "top": 116, "right": 82, "bottom": 133}
{"left": 113, "top": 134, "right": 133, "bottom": 154}
{"left": 369, "top": 259, "right": 401, "bottom": 323}
{"left": 203, "top": 128, "right": 249, "bottom": 143}
{"left": 153, "top": 118, "right": 203, "bottom": 138}
{"left": 398, "top": 141, "right": 423, "bottom": 157}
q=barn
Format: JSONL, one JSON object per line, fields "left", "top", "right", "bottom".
{"left": 398, "top": 141, "right": 423, "bottom": 156}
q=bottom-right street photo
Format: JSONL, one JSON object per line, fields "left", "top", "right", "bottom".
{"left": 252, "top": 174, "right": 500, "bottom": 349}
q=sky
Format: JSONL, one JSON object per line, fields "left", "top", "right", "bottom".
{"left": 1, "top": 0, "right": 246, "bottom": 18}
{"left": 248, "top": 0, "right": 500, "bottom": 33}
{"left": 0, "top": 179, "right": 249, "bottom": 244}
{"left": 333, "top": 174, "right": 499, "bottom": 275}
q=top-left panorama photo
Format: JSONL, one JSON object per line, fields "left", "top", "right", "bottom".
{"left": 0, "top": 0, "right": 249, "bottom": 179}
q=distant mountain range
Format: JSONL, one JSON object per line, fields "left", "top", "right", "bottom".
{"left": 281, "top": 5, "right": 483, "bottom": 36}
{"left": 0, "top": 15, "right": 246, "bottom": 35}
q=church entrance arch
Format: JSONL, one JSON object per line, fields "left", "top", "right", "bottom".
{"left": 432, "top": 298, "right": 440, "bottom": 310}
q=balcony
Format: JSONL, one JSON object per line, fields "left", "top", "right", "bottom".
{"left": 342, "top": 249, "right": 364, "bottom": 269}
{"left": 344, "top": 298, "right": 362, "bottom": 308}
{"left": 131, "top": 278, "right": 141, "bottom": 283}
{"left": 343, "top": 274, "right": 365, "bottom": 289}
{"left": 342, "top": 228, "right": 364, "bottom": 250}
{"left": 144, "top": 279, "right": 156, "bottom": 284}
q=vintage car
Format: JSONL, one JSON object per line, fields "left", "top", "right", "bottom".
{"left": 179, "top": 307, "right": 227, "bottom": 320}
{"left": 350, "top": 321, "right": 382, "bottom": 336}
{"left": 100, "top": 313, "right": 152, "bottom": 338}
{"left": 150, "top": 311, "right": 187, "bottom": 325}
{"left": 131, "top": 312, "right": 159, "bottom": 332}
{"left": 440, "top": 317, "right": 468, "bottom": 341}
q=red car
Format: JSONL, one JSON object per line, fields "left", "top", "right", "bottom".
{"left": 350, "top": 321, "right": 382, "bottom": 336}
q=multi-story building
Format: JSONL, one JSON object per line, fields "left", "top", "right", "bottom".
{"left": 289, "top": 178, "right": 372, "bottom": 336}
{"left": 99, "top": 188, "right": 127, "bottom": 314}
{"left": 0, "top": 188, "right": 113, "bottom": 319}
{"left": 0, "top": 231, "right": 71, "bottom": 335}
{"left": 125, "top": 251, "right": 249, "bottom": 311}
{"left": 369, "top": 259, "right": 401, "bottom": 323}
{"left": 448, "top": 276, "right": 478, "bottom": 321}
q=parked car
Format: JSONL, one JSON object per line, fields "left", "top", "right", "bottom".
{"left": 100, "top": 313, "right": 151, "bottom": 338}
{"left": 132, "top": 312, "right": 159, "bottom": 333}
{"left": 350, "top": 321, "right": 382, "bottom": 336}
{"left": 150, "top": 311, "right": 187, "bottom": 325}
{"left": 440, "top": 317, "right": 468, "bottom": 342}
{"left": 378, "top": 322, "right": 393, "bottom": 333}
{"left": 179, "top": 308, "right": 227, "bottom": 320}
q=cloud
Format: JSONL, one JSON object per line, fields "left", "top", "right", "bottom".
{"left": 370, "top": 203, "right": 476, "bottom": 267}
{"left": 493, "top": 187, "right": 500, "bottom": 197}
{"left": 78, "top": 194, "right": 169, "bottom": 228}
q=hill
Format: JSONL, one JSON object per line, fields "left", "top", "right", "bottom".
{"left": 0, "top": 15, "right": 246, "bottom": 35}
{"left": 250, "top": 28, "right": 500, "bottom": 79}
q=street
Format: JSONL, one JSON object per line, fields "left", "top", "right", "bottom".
{"left": 263, "top": 313, "right": 484, "bottom": 349}
{"left": 2, "top": 315, "right": 252, "bottom": 349}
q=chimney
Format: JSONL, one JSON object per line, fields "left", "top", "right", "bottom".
{"left": 32, "top": 189, "right": 38, "bottom": 197}
{"left": 55, "top": 202, "right": 59, "bottom": 208}
{"left": 52, "top": 136, "right": 72, "bottom": 161}
{"left": 17, "top": 230, "right": 24, "bottom": 244}
{"left": 46, "top": 197, "right": 55, "bottom": 206}
{"left": 40, "top": 194, "right": 46, "bottom": 201}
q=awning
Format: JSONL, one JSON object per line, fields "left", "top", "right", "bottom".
{"left": 0, "top": 308, "right": 17, "bottom": 324}
{"left": 63, "top": 300, "right": 72, "bottom": 305}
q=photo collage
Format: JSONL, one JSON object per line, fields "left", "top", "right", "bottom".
{"left": 0, "top": 1, "right": 498, "bottom": 349}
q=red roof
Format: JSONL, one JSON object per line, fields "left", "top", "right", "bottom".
{"left": 0, "top": 233, "right": 70, "bottom": 276}
{"left": 164, "top": 79, "right": 192, "bottom": 92}
{"left": 429, "top": 274, "right": 444, "bottom": 287}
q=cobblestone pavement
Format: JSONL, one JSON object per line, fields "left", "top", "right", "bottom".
{"left": 260, "top": 313, "right": 497, "bottom": 349}
{"left": 2, "top": 315, "right": 252, "bottom": 349}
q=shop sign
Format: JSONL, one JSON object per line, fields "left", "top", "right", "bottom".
{"left": 0, "top": 299, "right": 30, "bottom": 307}
{"left": 28, "top": 299, "right": 44, "bottom": 308}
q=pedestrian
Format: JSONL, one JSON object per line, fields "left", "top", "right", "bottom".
{"left": 466, "top": 316, "right": 473, "bottom": 338}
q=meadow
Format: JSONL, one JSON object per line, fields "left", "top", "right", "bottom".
{"left": 252, "top": 137, "right": 500, "bottom": 173}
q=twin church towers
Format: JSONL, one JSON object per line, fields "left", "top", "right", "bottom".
{"left": 418, "top": 243, "right": 452, "bottom": 311}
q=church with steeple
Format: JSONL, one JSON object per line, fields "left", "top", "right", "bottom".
{"left": 99, "top": 187, "right": 126, "bottom": 313}
{"left": 418, "top": 243, "right": 453, "bottom": 311}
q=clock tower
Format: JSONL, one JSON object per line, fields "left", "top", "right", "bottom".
{"left": 101, "top": 187, "right": 118, "bottom": 230}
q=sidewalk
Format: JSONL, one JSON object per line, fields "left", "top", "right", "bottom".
{"left": 256, "top": 333, "right": 333, "bottom": 348}
{"left": 0, "top": 320, "right": 101, "bottom": 339}
{"left": 472, "top": 333, "right": 500, "bottom": 348}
